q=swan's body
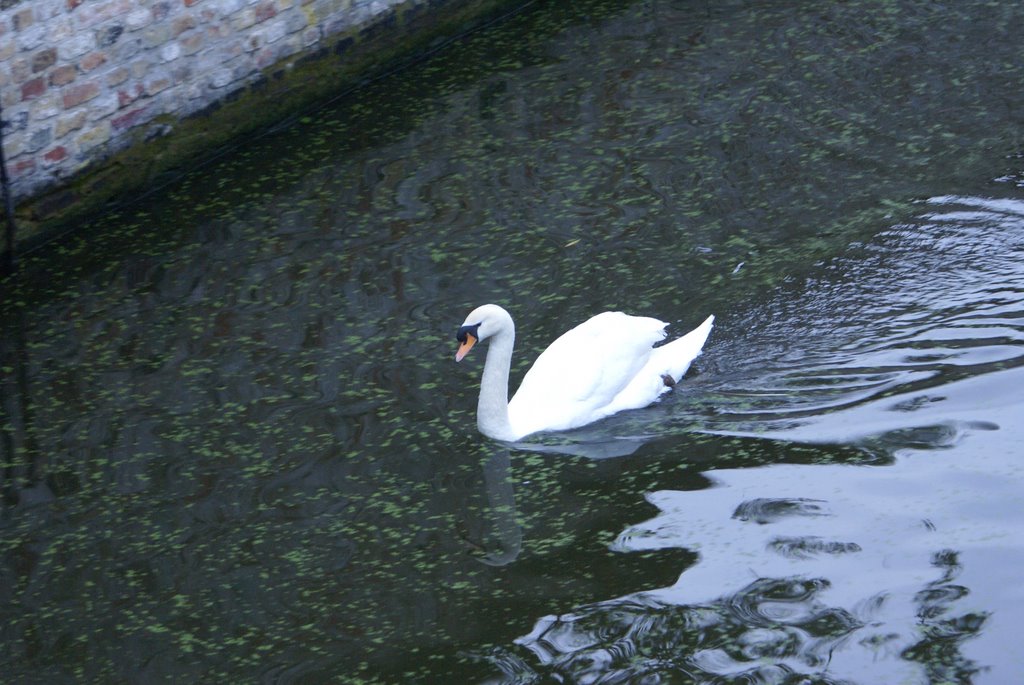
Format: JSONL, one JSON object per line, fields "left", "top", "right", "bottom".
{"left": 455, "top": 304, "right": 714, "bottom": 441}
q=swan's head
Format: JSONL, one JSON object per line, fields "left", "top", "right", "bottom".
{"left": 455, "top": 304, "right": 513, "bottom": 362}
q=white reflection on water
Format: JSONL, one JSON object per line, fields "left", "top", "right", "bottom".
{"left": 512, "top": 196, "right": 1024, "bottom": 683}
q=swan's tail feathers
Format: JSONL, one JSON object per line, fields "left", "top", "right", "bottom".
{"left": 658, "top": 314, "right": 714, "bottom": 382}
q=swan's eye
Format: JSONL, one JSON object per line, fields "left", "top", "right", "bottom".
{"left": 456, "top": 323, "right": 480, "bottom": 343}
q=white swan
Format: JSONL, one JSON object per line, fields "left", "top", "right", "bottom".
{"left": 455, "top": 304, "right": 714, "bottom": 441}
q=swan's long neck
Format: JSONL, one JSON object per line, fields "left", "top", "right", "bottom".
{"left": 477, "top": 325, "right": 519, "bottom": 441}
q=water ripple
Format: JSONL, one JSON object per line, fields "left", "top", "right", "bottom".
{"left": 505, "top": 577, "right": 863, "bottom": 684}
{"left": 704, "top": 195, "right": 1024, "bottom": 447}
{"left": 732, "top": 498, "right": 831, "bottom": 525}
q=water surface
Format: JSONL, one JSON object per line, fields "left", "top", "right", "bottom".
{"left": 2, "top": 0, "right": 1024, "bottom": 682}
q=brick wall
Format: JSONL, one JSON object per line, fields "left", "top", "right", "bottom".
{"left": 0, "top": 0, "right": 460, "bottom": 206}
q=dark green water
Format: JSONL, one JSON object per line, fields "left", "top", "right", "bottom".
{"left": 2, "top": 1, "right": 1024, "bottom": 682}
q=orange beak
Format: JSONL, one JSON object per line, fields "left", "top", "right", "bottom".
{"left": 455, "top": 333, "right": 477, "bottom": 362}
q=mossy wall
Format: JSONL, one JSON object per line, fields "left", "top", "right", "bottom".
{"left": 0, "top": 0, "right": 520, "bottom": 253}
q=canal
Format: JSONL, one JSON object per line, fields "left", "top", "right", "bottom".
{"left": 2, "top": 1, "right": 1023, "bottom": 682}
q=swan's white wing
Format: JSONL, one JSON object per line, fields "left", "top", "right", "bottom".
{"left": 602, "top": 314, "right": 714, "bottom": 415}
{"left": 508, "top": 312, "right": 667, "bottom": 435}
{"left": 655, "top": 314, "right": 714, "bottom": 381}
